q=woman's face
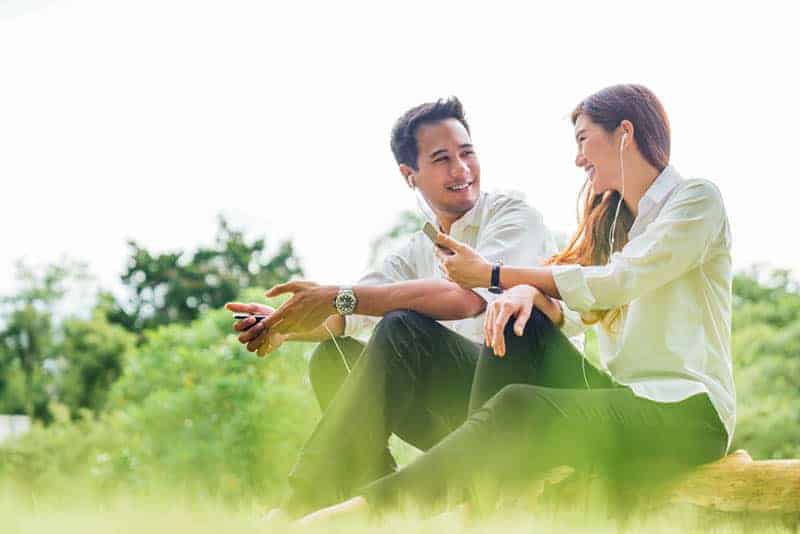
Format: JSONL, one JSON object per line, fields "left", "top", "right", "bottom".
{"left": 573, "top": 114, "right": 623, "bottom": 194}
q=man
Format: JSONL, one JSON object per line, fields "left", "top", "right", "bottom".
{"left": 226, "top": 96, "right": 565, "bottom": 515}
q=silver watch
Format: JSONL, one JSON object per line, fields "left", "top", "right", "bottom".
{"left": 333, "top": 287, "right": 358, "bottom": 316}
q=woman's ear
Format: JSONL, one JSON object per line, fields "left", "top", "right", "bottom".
{"left": 619, "top": 120, "right": 634, "bottom": 149}
{"left": 399, "top": 164, "right": 416, "bottom": 189}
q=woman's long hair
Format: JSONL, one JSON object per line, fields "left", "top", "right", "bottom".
{"left": 547, "top": 84, "right": 671, "bottom": 328}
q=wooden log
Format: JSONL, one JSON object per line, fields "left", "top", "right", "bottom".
{"left": 667, "top": 450, "right": 800, "bottom": 513}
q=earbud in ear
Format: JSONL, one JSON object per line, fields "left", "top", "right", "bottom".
{"left": 407, "top": 175, "right": 416, "bottom": 189}
{"left": 620, "top": 132, "right": 628, "bottom": 150}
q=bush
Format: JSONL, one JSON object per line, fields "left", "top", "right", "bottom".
{"left": 1, "top": 292, "right": 319, "bottom": 502}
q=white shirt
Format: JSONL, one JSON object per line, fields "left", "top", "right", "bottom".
{"left": 345, "top": 190, "right": 565, "bottom": 346}
{"left": 553, "top": 165, "right": 735, "bottom": 448}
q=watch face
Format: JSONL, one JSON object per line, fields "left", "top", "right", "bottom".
{"left": 336, "top": 291, "right": 357, "bottom": 315}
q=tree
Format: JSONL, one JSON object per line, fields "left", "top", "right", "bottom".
{"left": 731, "top": 267, "right": 800, "bottom": 459}
{"left": 107, "top": 215, "right": 303, "bottom": 334}
{"left": 56, "top": 309, "right": 135, "bottom": 414}
{"left": 0, "top": 259, "right": 90, "bottom": 418}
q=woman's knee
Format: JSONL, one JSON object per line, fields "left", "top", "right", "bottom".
{"left": 485, "top": 384, "right": 560, "bottom": 430}
{"left": 488, "top": 384, "right": 530, "bottom": 412}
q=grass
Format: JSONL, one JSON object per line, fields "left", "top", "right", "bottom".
{"left": 2, "top": 481, "right": 798, "bottom": 534}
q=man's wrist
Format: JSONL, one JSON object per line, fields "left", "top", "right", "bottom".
{"left": 332, "top": 286, "right": 358, "bottom": 315}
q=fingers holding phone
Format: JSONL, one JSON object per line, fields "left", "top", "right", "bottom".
{"left": 225, "top": 302, "right": 275, "bottom": 348}
{"left": 422, "top": 222, "right": 455, "bottom": 256}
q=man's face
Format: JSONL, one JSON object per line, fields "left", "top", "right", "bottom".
{"left": 410, "top": 118, "right": 481, "bottom": 219}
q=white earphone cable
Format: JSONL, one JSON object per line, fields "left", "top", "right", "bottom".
{"left": 581, "top": 132, "right": 627, "bottom": 391}
{"left": 609, "top": 133, "right": 627, "bottom": 259}
{"left": 323, "top": 321, "right": 351, "bottom": 374}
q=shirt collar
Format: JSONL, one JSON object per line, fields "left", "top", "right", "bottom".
{"left": 636, "top": 164, "right": 682, "bottom": 217}
{"left": 440, "top": 191, "right": 486, "bottom": 236}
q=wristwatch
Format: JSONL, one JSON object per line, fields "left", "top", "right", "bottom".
{"left": 488, "top": 261, "right": 503, "bottom": 294}
{"left": 333, "top": 287, "right": 358, "bottom": 316}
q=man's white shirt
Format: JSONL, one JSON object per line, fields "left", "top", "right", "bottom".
{"left": 344, "top": 191, "right": 580, "bottom": 349}
{"left": 553, "top": 165, "right": 736, "bottom": 448}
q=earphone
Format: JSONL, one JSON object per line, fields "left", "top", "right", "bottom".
{"left": 607, "top": 131, "right": 628, "bottom": 259}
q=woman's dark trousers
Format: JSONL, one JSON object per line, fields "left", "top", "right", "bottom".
{"left": 360, "top": 309, "right": 729, "bottom": 514}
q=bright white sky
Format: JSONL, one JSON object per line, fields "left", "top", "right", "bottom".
{"left": 1, "top": 0, "right": 797, "bottom": 300}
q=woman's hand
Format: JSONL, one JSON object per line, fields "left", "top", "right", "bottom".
{"left": 434, "top": 233, "right": 492, "bottom": 289}
{"left": 484, "top": 285, "right": 563, "bottom": 357}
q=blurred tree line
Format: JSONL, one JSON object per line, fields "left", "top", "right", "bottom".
{"left": 1, "top": 211, "right": 799, "bottom": 503}
{"left": 0, "top": 215, "right": 302, "bottom": 421}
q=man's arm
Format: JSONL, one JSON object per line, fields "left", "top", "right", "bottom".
{"left": 264, "top": 278, "right": 485, "bottom": 336}
{"left": 351, "top": 278, "right": 486, "bottom": 320}
{"left": 234, "top": 278, "right": 485, "bottom": 352}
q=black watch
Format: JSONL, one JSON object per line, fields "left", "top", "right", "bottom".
{"left": 488, "top": 262, "right": 503, "bottom": 294}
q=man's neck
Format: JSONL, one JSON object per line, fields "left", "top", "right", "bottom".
{"left": 437, "top": 211, "right": 467, "bottom": 235}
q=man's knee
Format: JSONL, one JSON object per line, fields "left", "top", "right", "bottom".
{"left": 308, "top": 337, "right": 358, "bottom": 391}
{"left": 502, "top": 308, "right": 554, "bottom": 346}
{"left": 373, "top": 309, "right": 436, "bottom": 341}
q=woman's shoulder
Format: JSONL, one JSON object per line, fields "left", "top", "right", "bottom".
{"left": 673, "top": 176, "right": 726, "bottom": 212}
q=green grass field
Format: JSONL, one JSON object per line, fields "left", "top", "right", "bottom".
{"left": 2, "top": 484, "right": 797, "bottom": 534}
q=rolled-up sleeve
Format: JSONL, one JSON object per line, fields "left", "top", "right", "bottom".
{"left": 344, "top": 242, "right": 418, "bottom": 338}
{"left": 553, "top": 180, "right": 725, "bottom": 313}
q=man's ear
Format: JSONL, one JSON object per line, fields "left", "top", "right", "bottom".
{"left": 399, "top": 164, "right": 416, "bottom": 189}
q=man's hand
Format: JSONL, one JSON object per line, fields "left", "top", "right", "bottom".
{"left": 434, "top": 233, "right": 493, "bottom": 289}
{"left": 225, "top": 301, "right": 280, "bottom": 356}
{"left": 262, "top": 281, "right": 339, "bottom": 336}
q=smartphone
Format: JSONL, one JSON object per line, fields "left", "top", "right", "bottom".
{"left": 233, "top": 313, "right": 267, "bottom": 330}
{"left": 422, "top": 222, "right": 454, "bottom": 255}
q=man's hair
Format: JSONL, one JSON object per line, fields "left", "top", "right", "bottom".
{"left": 390, "top": 96, "right": 470, "bottom": 170}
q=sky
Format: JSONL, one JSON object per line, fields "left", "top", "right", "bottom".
{"left": 1, "top": 0, "right": 798, "bottom": 302}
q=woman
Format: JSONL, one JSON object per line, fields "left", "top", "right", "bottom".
{"left": 298, "top": 84, "right": 734, "bottom": 523}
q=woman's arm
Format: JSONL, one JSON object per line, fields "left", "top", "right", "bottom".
{"left": 436, "top": 180, "right": 727, "bottom": 313}
{"left": 434, "top": 232, "right": 560, "bottom": 298}
{"left": 496, "top": 266, "right": 560, "bottom": 299}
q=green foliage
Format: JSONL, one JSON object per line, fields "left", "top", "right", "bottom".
{"left": 56, "top": 311, "right": 136, "bottom": 413}
{"left": 0, "top": 259, "right": 91, "bottom": 418}
{"left": 731, "top": 270, "right": 800, "bottom": 459}
{"left": 108, "top": 216, "right": 303, "bottom": 334}
{"left": 0, "top": 261, "right": 135, "bottom": 421}
{"left": 1, "top": 291, "right": 319, "bottom": 501}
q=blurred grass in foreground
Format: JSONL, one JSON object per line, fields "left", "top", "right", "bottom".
{"left": 2, "top": 488, "right": 798, "bottom": 534}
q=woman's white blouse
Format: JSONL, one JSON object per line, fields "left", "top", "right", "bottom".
{"left": 553, "top": 165, "right": 735, "bottom": 448}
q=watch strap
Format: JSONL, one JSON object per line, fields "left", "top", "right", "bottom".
{"left": 489, "top": 262, "right": 503, "bottom": 294}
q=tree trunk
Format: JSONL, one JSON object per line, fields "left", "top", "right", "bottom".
{"left": 667, "top": 450, "right": 800, "bottom": 513}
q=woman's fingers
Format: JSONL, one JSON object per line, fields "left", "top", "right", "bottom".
{"left": 492, "top": 304, "right": 516, "bottom": 357}
{"left": 513, "top": 301, "right": 532, "bottom": 336}
{"left": 484, "top": 302, "right": 496, "bottom": 347}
